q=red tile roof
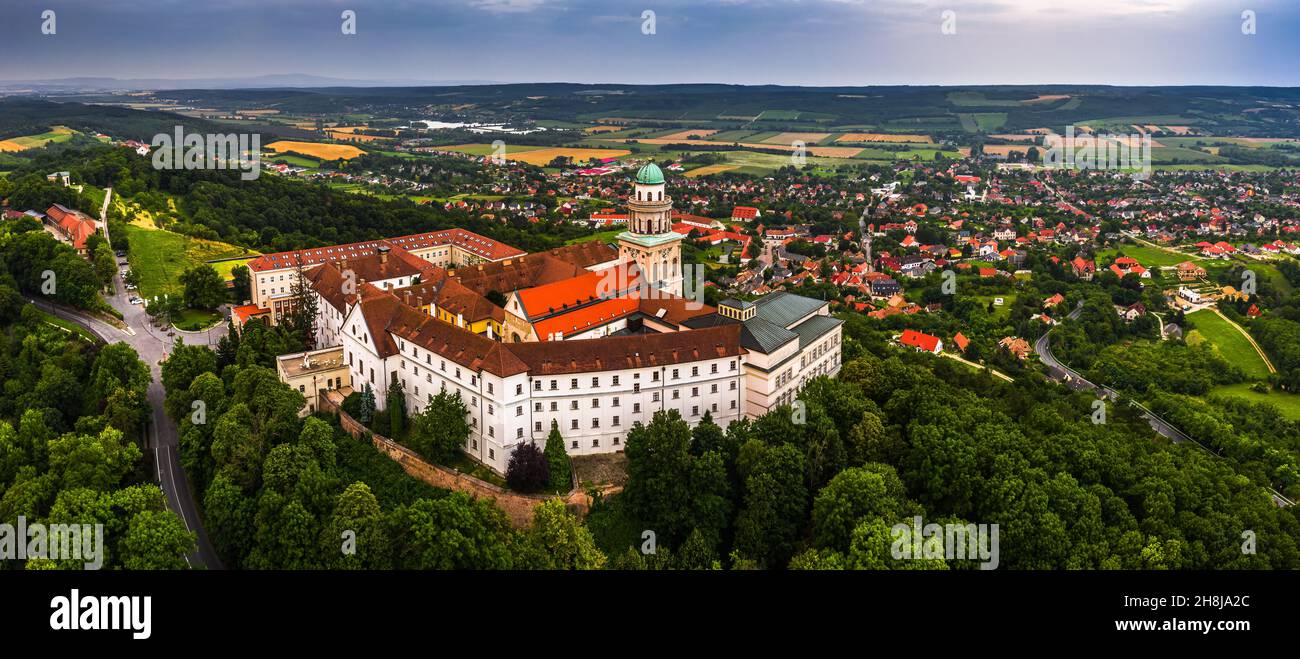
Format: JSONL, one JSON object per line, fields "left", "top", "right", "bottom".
{"left": 247, "top": 228, "right": 525, "bottom": 273}
{"left": 899, "top": 329, "right": 941, "bottom": 353}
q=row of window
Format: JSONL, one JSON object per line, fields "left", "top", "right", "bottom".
{"left": 534, "top": 361, "right": 738, "bottom": 392}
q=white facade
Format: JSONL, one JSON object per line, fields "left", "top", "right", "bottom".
{"left": 333, "top": 291, "right": 841, "bottom": 476}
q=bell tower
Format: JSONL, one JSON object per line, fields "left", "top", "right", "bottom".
{"left": 618, "top": 163, "right": 684, "bottom": 297}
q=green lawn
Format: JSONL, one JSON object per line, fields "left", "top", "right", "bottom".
{"left": 1185, "top": 310, "right": 1271, "bottom": 379}
{"left": 208, "top": 257, "right": 257, "bottom": 280}
{"left": 566, "top": 229, "right": 624, "bottom": 246}
{"left": 173, "top": 308, "right": 223, "bottom": 331}
{"left": 123, "top": 224, "right": 252, "bottom": 300}
{"left": 1209, "top": 383, "right": 1300, "bottom": 421}
{"left": 1098, "top": 244, "right": 1205, "bottom": 268}
{"left": 973, "top": 294, "right": 1018, "bottom": 320}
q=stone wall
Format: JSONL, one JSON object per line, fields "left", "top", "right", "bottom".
{"left": 320, "top": 391, "right": 593, "bottom": 528}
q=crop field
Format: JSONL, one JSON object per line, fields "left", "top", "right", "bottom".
{"left": 1151, "top": 146, "right": 1224, "bottom": 163}
{"left": 836, "top": 133, "right": 933, "bottom": 143}
{"left": 684, "top": 164, "right": 740, "bottom": 177}
{"left": 658, "top": 129, "right": 719, "bottom": 140}
{"left": 988, "top": 133, "right": 1040, "bottom": 142}
{"left": 762, "top": 132, "right": 832, "bottom": 145}
{"left": 958, "top": 113, "right": 1008, "bottom": 132}
{"left": 498, "top": 147, "right": 632, "bottom": 166}
{"left": 266, "top": 140, "right": 366, "bottom": 160}
{"left": 980, "top": 144, "right": 1041, "bottom": 157}
{"left": 709, "top": 130, "right": 760, "bottom": 142}
{"left": 1185, "top": 309, "right": 1272, "bottom": 379}
{"left": 601, "top": 137, "right": 861, "bottom": 158}
{"left": 0, "top": 126, "right": 76, "bottom": 152}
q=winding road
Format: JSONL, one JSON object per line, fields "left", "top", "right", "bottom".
{"left": 1035, "top": 302, "right": 1295, "bottom": 508}
{"left": 30, "top": 263, "right": 225, "bottom": 568}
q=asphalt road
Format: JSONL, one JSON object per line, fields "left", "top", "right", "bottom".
{"left": 1035, "top": 302, "right": 1295, "bottom": 507}
{"left": 31, "top": 270, "right": 226, "bottom": 569}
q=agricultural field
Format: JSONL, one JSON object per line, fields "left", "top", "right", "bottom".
{"left": 756, "top": 110, "right": 802, "bottom": 121}
{"left": 501, "top": 147, "right": 632, "bottom": 166}
{"left": 0, "top": 126, "right": 76, "bottom": 152}
{"left": 266, "top": 140, "right": 366, "bottom": 160}
{"left": 683, "top": 164, "right": 740, "bottom": 177}
{"left": 442, "top": 143, "right": 546, "bottom": 157}
{"left": 836, "top": 133, "right": 933, "bottom": 143}
{"left": 979, "top": 144, "right": 1041, "bottom": 157}
{"left": 1184, "top": 309, "right": 1272, "bottom": 380}
{"left": 266, "top": 153, "right": 321, "bottom": 168}
{"left": 762, "top": 132, "right": 832, "bottom": 145}
{"left": 958, "top": 113, "right": 1008, "bottom": 132}
{"left": 656, "top": 129, "right": 719, "bottom": 141}
{"left": 122, "top": 223, "right": 255, "bottom": 301}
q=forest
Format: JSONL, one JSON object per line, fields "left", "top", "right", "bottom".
{"left": 0, "top": 307, "right": 195, "bottom": 570}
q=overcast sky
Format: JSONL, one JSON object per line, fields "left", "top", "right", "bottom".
{"left": 2, "top": 0, "right": 1297, "bottom": 86}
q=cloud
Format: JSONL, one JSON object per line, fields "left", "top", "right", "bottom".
{"left": 471, "top": 0, "right": 546, "bottom": 13}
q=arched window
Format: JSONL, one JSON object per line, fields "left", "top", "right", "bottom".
{"left": 511, "top": 332, "right": 522, "bottom": 343}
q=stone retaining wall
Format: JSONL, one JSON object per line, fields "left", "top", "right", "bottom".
{"left": 319, "top": 391, "right": 594, "bottom": 527}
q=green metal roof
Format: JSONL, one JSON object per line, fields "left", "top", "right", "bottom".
{"left": 753, "top": 291, "right": 826, "bottom": 328}
{"left": 792, "top": 314, "right": 844, "bottom": 349}
{"left": 635, "top": 163, "right": 665, "bottom": 185}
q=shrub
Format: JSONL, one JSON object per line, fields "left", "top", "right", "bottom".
{"left": 506, "top": 442, "right": 549, "bottom": 493}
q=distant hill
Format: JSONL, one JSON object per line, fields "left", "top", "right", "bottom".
{"left": 0, "top": 74, "right": 501, "bottom": 92}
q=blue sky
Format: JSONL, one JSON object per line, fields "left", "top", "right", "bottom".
{"left": 2, "top": 0, "right": 1298, "bottom": 86}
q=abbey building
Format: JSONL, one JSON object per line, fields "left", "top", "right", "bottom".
{"left": 266, "top": 164, "right": 843, "bottom": 474}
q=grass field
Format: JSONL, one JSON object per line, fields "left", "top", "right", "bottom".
{"left": 266, "top": 153, "right": 321, "bottom": 168}
{"left": 266, "top": 140, "right": 366, "bottom": 160}
{"left": 958, "top": 113, "right": 1008, "bottom": 132}
{"left": 1209, "top": 383, "right": 1300, "bottom": 421}
{"left": 0, "top": 126, "right": 76, "bottom": 152}
{"left": 1098, "top": 244, "right": 1205, "bottom": 268}
{"left": 123, "top": 224, "right": 253, "bottom": 300}
{"left": 566, "top": 229, "right": 624, "bottom": 246}
{"left": 1185, "top": 309, "right": 1271, "bottom": 379}
{"left": 209, "top": 257, "right": 258, "bottom": 280}
{"left": 973, "top": 293, "right": 1019, "bottom": 320}
{"left": 756, "top": 110, "right": 802, "bottom": 121}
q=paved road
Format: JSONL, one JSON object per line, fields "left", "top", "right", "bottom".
{"left": 1035, "top": 302, "right": 1295, "bottom": 507}
{"left": 31, "top": 272, "right": 226, "bottom": 568}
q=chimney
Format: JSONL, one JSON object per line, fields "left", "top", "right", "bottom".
{"left": 377, "top": 245, "right": 390, "bottom": 264}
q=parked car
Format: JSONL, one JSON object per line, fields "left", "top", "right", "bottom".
{"left": 128, "top": 296, "right": 144, "bottom": 305}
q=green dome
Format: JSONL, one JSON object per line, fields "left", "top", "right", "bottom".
{"left": 635, "top": 163, "right": 665, "bottom": 185}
